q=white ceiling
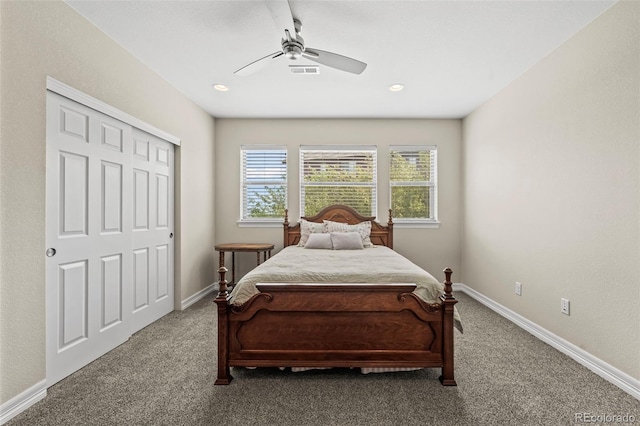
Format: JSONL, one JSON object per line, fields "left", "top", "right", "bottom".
{"left": 66, "top": 0, "right": 616, "bottom": 119}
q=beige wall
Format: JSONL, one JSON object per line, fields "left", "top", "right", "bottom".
{"left": 2, "top": 0, "right": 636, "bottom": 411}
{"left": 215, "top": 119, "right": 462, "bottom": 280}
{"left": 0, "top": 1, "right": 216, "bottom": 404}
{"left": 462, "top": 1, "right": 639, "bottom": 379}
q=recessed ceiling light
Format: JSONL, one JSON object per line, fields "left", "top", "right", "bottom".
{"left": 213, "top": 84, "right": 229, "bottom": 92}
{"left": 389, "top": 84, "right": 404, "bottom": 92}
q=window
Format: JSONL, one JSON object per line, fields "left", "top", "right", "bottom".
{"left": 389, "top": 145, "right": 438, "bottom": 223}
{"left": 300, "top": 146, "right": 377, "bottom": 217}
{"left": 240, "top": 146, "right": 287, "bottom": 222}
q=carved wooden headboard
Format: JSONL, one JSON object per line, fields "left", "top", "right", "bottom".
{"left": 283, "top": 205, "right": 393, "bottom": 249}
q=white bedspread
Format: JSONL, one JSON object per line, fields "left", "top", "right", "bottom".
{"left": 229, "top": 246, "right": 462, "bottom": 332}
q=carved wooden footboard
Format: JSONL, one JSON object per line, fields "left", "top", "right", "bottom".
{"left": 214, "top": 205, "right": 457, "bottom": 385}
{"left": 215, "top": 269, "right": 457, "bottom": 385}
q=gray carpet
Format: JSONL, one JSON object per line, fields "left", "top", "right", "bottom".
{"left": 7, "top": 292, "right": 638, "bottom": 425}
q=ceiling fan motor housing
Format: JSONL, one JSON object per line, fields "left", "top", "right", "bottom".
{"left": 282, "top": 34, "right": 304, "bottom": 59}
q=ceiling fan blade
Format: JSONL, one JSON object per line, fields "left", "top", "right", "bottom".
{"left": 265, "top": 0, "right": 296, "bottom": 39}
{"left": 234, "top": 51, "right": 284, "bottom": 76}
{"left": 302, "top": 48, "right": 367, "bottom": 74}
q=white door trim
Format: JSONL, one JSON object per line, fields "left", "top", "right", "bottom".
{"left": 46, "top": 76, "right": 181, "bottom": 146}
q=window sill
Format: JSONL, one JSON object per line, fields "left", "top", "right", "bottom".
{"left": 237, "top": 220, "right": 284, "bottom": 228}
{"left": 393, "top": 220, "right": 440, "bottom": 229}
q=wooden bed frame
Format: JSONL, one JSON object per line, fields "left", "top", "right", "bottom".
{"left": 214, "top": 205, "right": 458, "bottom": 385}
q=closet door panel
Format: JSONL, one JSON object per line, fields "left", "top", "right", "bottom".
{"left": 130, "top": 129, "right": 174, "bottom": 332}
{"left": 47, "top": 93, "right": 133, "bottom": 386}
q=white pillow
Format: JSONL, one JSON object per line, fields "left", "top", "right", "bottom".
{"left": 324, "top": 220, "right": 372, "bottom": 247}
{"left": 330, "top": 232, "right": 364, "bottom": 250}
{"left": 304, "top": 233, "right": 333, "bottom": 249}
{"left": 297, "top": 219, "right": 326, "bottom": 247}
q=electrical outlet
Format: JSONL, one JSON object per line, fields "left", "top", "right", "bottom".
{"left": 515, "top": 282, "right": 522, "bottom": 296}
{"left": 561, "top": 298, "right": 570, "bottom": 315}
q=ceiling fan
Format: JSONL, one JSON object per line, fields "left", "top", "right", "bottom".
{"left": 234, "top": 0, "right": 367, "bottom": 76}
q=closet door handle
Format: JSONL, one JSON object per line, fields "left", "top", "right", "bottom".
{"left": 46, "top": 248, "right": 57, "bottom": 257}
{"left": 169, "top": 233, "right": 174, "bottom": 239}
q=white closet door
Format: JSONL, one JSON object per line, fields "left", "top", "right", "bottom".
{"left": 46, "top": 92, "right": 133, "bottom": 385}
{"left": 130, "top": 128, "right": 174, "bottom": 332}
{"left": 45, "top": 92, "right": 175, "bottom": 386}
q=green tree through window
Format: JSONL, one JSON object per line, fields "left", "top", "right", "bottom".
{"left": 390, "top": 146, "right": 437, "bottom": 220}
{"left": 300, "top": 147, "right": 376, "bottom": 217}
{"left": 249, "top": 185, "right": 286, "bottom": 218}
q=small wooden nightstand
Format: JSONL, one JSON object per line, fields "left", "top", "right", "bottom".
{"left": 214, "top": 243, "right": 274, "bottom": 285}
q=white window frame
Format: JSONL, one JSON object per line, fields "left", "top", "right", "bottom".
{"left": 389, "top": 145, "right": 439, "bottom": 228}
{"left": 238, "top": 145, "right": 288, "bottom": 227}
{"left": 300, "top": 145, "right": 377, "bottom": 218}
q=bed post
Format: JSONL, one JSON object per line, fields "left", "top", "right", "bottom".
{"left": 214, "top": 266, "right": 232, "bottom": 385}
{"left": 439, "top": 267, "right": 458, "bottom": 386}
{"left": 387, "top": 209, "right": 394, "bottom": 249}
{"left": 283, "top": 208, "right": 289, "bottom": 247}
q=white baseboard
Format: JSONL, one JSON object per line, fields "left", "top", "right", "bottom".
{"left": 455, "top": 283, "right": 640, "bottom": 400}
{"left": 0, "top": 380, "right": 46, "bottom": 425}
{"left": 180, "top": 282, "right": 218, "bottom": 310}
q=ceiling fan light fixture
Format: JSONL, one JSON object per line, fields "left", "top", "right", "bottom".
{"left": 213, "top": 84, "right": 229, "bottom": 92}
{"left": 282, "top": 37, "right": 304, "bottom": 59}
{"left": 284, "top": 44, "right": 302, "bottom": 59}
{"left": 389, "top": 84, "right": 404, "bottom": 92}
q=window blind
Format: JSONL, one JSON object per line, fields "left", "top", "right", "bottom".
{"left": 389, "top": 145, "right": 437, "bottom": 220}
{"left": 240, "top": 147, "right": 287, "bottom": 220}
{"left": 300, "top": 146, "right": 377, "bottom": 217}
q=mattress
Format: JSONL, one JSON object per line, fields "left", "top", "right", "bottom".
{"left": 229, "top": 245, "right": 462, "bottom": 332}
